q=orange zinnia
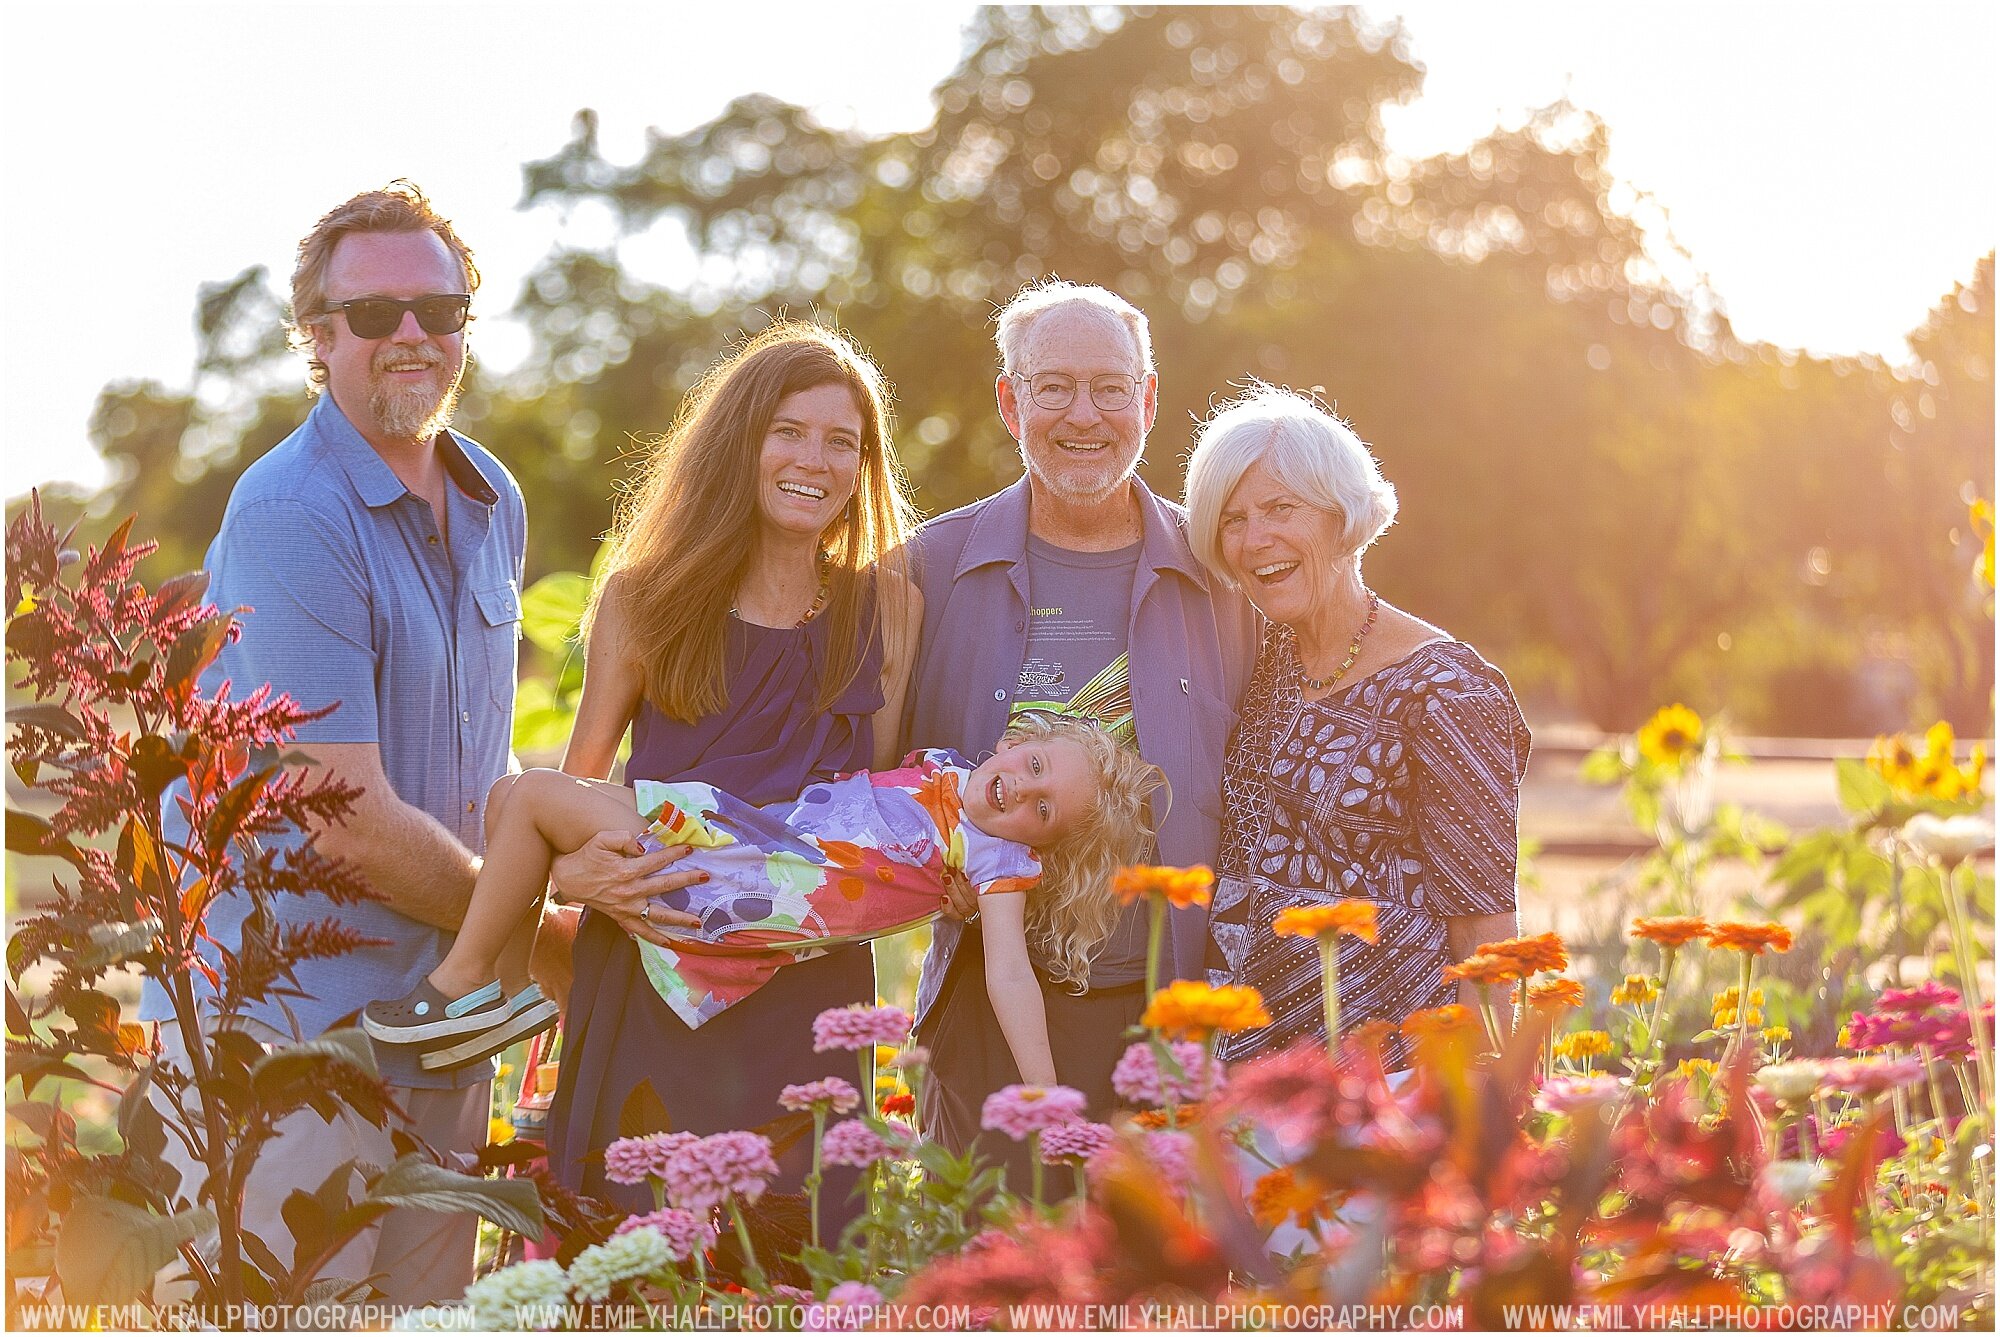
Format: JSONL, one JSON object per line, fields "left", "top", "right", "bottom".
{"left": 1630, "top": 916, "right": 1712, "bottom": 948}
{"left": 1705, "top": 920, "right": 1794, "bottom": 956}
{"left": 1113, "top": 864, "right": 1215, "bottom": 908}
{"left": 1271, "top": 900, "right": 1378, "bottom": 943}
{"left": 1141, "top": 981, "right": 1270, "bottom": 1040}
{"left": 1249, "top": 1165, "right": 1328, "bottom": 1229}
{"left": 1481, "top": 931, "right": 1569, "bottom": 976}
{"left": 1401, "top": 1003, "right": 1480, "bottom": 1038}
{"left": 1444, "top": 953, "right": 1524, "bottom": 986}
{"left": 1528, "top": 978, "right": 1586, "bottom": 1010}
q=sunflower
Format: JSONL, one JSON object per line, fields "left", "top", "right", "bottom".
{"left": 1113, "top": 864, "right": 1215, "bottom": 908}
{"left": 1528, "top": 978, "right": 1586, "bottom": 1010}
{"left": 1272, "top": 900, "right": 1378, "bottom": 944}
{"left": 1630, "top": 916, "right": 1712, "bottom": 948}
{"left": 1141, "top": 981, "right": 1270, "bottom": 1040}
{"left": 1706, "top": 920, "right": 1794, "bottom": 956}
{"left": 1610, "top": 974, "right": 1660, "bottom": 1006}
{"left": 1637, "top": 703, "right": 1704, "bottom": 768}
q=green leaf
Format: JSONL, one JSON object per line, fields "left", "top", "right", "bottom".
{"left": 1835, "top": 759, "right": 1892, "bottom": 816}
{"left": 53, "top": 1197, "right": 213, "bottom": 1308}
{"left": 1577, "top": 747, "right": 1627, "bottom": 785}
{"left": 204, "top": 766, "right": 277, "bottom": 861}
{"left": 8, "top": 703, "right": 88, "bottom": 740}
{"left": 6, "top": 810, "right": 83, "bottom": 867}
{"left": 617, "top": 1078, "right": 672, "bottom": 1139}
{"left": 362, "top": 1155, "right": 544, "bottom": 1240}
{"left": 249, "top": 1029, "right": 380, "bottom": 1118}
{"left": 161, "top": 612, "right": 233, "bottom": 702}
{"left": 519, "top": 571, "right": 592, "bottom": 657}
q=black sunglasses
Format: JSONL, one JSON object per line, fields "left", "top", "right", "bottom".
{"left": 321, "top": 294, "right": 471, "bottom": 339}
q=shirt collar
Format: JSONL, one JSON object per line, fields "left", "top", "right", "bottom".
{"left": 310, "top": 396, "right": 498, "bottom": 509}
{"left": 955, "top": 472, "right": 1212, "bottom": 589}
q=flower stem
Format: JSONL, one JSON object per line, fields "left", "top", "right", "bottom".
{"left": 1029, "top": 1131, "right": 1045, "bottom": 1209}
{"left": 806, "top": 1106, "right": 827, "bottom": 1249}
{"left": 726, "top": 1196, "right": 767, "bottom": 1293}
{"left": 1145, "top": 898, "right": 1165, "bottom": 1003}
{"left": 1938, "top": 856, "right": 1995, "bottom": 1108}
{"left": 1733, "top": 954, "right": 1754, "bottom": 1061}
{"left": 1318, "top": 937, "right": 1342, "bottom": 1060}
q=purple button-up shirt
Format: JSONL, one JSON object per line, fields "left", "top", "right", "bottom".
{"left": 901, "top": 475, "right": 1257, "bottom": 1026}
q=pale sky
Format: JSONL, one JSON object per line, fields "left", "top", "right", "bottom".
{"left": 2, "top": 2, "right": 1993, "bottom": 499}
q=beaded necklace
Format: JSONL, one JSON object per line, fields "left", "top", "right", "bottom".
{"left": 1301, "top": 591, "right": 1381, "bottom": 691}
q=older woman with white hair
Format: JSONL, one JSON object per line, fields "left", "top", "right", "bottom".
{"left": 1183, "top": 383, "right": 1531, "bottom": 1064}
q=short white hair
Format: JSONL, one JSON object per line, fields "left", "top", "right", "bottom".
{"left": 1183, "top": 382, "right": 1398, "bottom": 585}
{"left": 994, "top": 279, "right": 1155, "bottom": 375}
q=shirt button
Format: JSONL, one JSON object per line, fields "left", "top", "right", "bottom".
{"left": 1015, "top": 620, "right": 1024, "bottom": 632}
{"left": 466, "top": 801, "right": 476, "bottom": 813}
{"left": 428, "top": 535, "right": 439, "bottom": 545}
{"left": 994, "top": 688, "right": 1006, "bottom": 701}
{"left": 462, "top": 711, "right": 470, "bottom": 723}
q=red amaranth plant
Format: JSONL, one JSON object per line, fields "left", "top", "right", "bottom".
{"left": 5, "top": 495, "right": 540, "bottom": 1324}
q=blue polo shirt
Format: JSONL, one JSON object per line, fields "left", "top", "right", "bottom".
{"left": 139, "top": 396, "right": 525, "bottom": 1090}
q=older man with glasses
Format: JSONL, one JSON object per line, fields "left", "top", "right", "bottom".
{"left": 139, "top": 183, "right": 526, "bottom": 1306}
{"left": 900, "top": 279, "right": 1257, "bottom": 1179}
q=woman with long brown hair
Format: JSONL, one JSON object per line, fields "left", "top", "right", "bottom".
{"left": 542, "top": 320, "right": 919, "bottom": 1215}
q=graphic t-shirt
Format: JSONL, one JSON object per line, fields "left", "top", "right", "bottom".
{"left": 1010, "top": 535, "right": 1149, "bottom": 985}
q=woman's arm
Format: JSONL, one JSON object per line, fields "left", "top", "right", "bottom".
{"left": 870, "top": 572, "right": 924, "bottom": 772}
{"left": 561, "top": 576, "right": 645, "bottom": 782}
{"left": 539, "top": 581, "right": 700, "bottom": 985}
{"left": 977, "top": 892, "right": 1058, "bottom": 1085}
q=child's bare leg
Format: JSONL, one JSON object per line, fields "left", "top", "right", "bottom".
{"left": 430, "top": 769, "right": 647, "bottom": 998}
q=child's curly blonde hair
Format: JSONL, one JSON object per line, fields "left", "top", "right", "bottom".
{"left": 999, "top": 710, "right": 1166, "bottom": 993}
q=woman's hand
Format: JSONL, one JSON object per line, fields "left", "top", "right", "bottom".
{"left": 548, "top": 830, "right": 704, "bottom": 949}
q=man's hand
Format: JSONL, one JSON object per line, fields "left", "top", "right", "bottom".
{"left": 937, "top": 864, "right": 980, "bottom": 921}
{"left": 548, "top": 830, "right": 704, "bottom": 949}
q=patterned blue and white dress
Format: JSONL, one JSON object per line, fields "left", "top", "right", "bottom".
{"left": 1208, "top": 627, "right": 1532, "bottom": 1065}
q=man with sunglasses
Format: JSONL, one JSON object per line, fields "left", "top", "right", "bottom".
{"left": 140, "top": 183, "right": 525, "bottom": 1308}
{"left": 899, "top": 279, "right": 1256, "bottom": 1176}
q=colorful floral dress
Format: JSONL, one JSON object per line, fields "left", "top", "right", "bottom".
{"left": 1208, "top": 629, "right": 1531, "bottom": 1064}
{"left": 636, "top": 749, "right": 1041, "bottom": 1027}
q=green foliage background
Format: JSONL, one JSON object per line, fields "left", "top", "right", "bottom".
{"left": 21, "top": 7, "right": 1994, "bottom": 734}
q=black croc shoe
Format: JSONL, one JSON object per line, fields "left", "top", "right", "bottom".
{"left": 362, "top": 979, "right": 506, "bottom": 1044}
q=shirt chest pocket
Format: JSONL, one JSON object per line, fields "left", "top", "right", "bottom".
{"left": 473, "top": 580, "right": 523, "bottom": 712}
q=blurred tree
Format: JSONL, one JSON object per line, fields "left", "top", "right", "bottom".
{"left": 21, "top": 7, "right": 1993, "bottom": 737}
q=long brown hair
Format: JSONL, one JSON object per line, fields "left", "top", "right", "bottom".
{"left": 588, "top": 322, "right": 916, "bottom": 722}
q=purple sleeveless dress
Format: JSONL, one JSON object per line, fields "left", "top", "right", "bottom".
{"left": 546, "top": 607, "right": 882, "bottom": 1216}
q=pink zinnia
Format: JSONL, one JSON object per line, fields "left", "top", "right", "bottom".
{"left": 779, "top": 1077, "right": 862, "bottom": 1114}
{"left": 661, "top": 1130, "right": 779, "bottom": 1211}
{"left": 1038, "top": 1120, "right": 1114, "bottom": 1166}
{"left": 614, "top": 1207, "right": 717, "bottom": 1260}
{"left": 801, "top": 1282, "right": 886, "bottom": 1332}
{"left": 1821, "top": 1056, "right": 1925, "bottom": 1097}
{"left": 1876, "top": 981, "right": 1962, "bottom": 1014}
{"left": 812, "top": 1004, "right": 913, "bottom": 1052}
{"left": 1089, "top": 1130, "right": 1193, "bottom": 1185}
{"left": 1111, "top": 1040, "right": 1225, "bottom": 1107}
{"left": 603, "top": 1131, "right": 699, "bottom": 1186}
{"left": 1533, "top": 1075, "right": 1623, "bottom": 1116}
{"left": 821, "top": 1117, "right": 915, "bottom": 1168}
{"left": 979, "top": 1084, "right": 1088, "bottom": 1140}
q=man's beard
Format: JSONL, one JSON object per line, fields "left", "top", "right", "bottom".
{"left": 368, "top": 349, "right": 463, "bottom": 442}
